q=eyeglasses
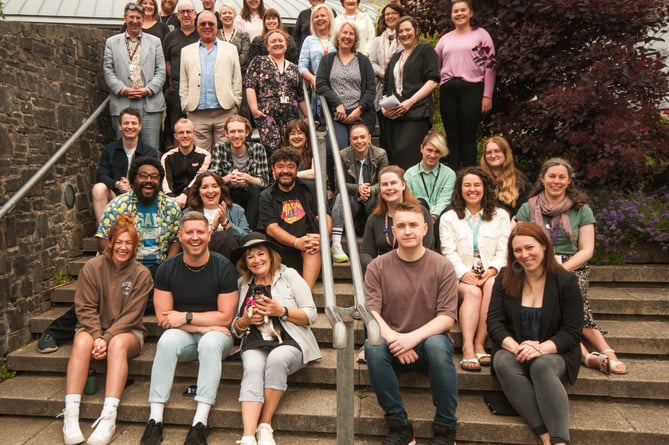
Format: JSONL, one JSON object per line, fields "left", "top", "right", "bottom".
{"left": 124, "top": 3, "right": 145, "bottom": 14}
{"left": 198, "top": 21, "right": 216, "bottom": 28}
{"left": 178, "top": 9, "right": 195, "bottom": 15}
{"left": 137, "top": 172, "right": 160, "bottom": 181}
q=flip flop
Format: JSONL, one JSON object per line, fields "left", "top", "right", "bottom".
{"left": 476, "top": 353, "right": 492, "bottom": 366}
{"left": 460, "top": 358, "right": 481, "bottom": 372}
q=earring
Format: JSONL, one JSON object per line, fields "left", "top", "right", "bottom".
{"left": 511, "top": 260, "right": 524, "bottom": 274}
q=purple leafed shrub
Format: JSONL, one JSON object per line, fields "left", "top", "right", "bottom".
{"left": 589, "top": 187, "right": 669, "bottom": 264}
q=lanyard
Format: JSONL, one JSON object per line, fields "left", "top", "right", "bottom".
{"left": 467, "top": 213, "right": 482, "bottom": 252}
{"left": 419, "top": 164, "right": 441, "bottom": 202}
{"left": 383, "top": 214, "right": 396, "bottom": 249}
{"left": 126, "top": 37, "right": 140, "bottom": 61}
{"left": 319, "top": 37, "right": 331, "bottom": 55}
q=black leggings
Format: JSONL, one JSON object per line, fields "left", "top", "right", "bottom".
{"left": 440, "top": 78, "right": 484, "bottom": 170}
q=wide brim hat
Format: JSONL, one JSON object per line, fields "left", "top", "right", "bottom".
{"left": 229, "top": 232, "right": 282, "bottom": 265}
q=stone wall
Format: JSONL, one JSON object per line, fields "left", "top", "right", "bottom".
{"left": 0, "top": 22, "right": 116, "bottom": 355}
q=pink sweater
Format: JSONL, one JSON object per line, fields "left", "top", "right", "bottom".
{"left": 435, "top": 27, "right": 496, "bottom": 98}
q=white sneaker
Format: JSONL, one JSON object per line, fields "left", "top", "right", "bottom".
{"left": 256, "top": 423, "right": 276, "bottom": 445}
{"left": 87, "top": 409, "right": 116, "bottom": 445}
{"left": 236, "top": 436, "right": 257, "bottom": 445}
{"left": 58, "top": 408, "right": 85, "bottom": 445}
{"left": 331, "top": 244, "right": 349, "bottom": 263}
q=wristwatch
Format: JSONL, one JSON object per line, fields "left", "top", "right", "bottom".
{"left": 280, "top": 306, "right": 289, "bottom": 321}
{"left": 186, "top": 312, "right": 193, "bottom": 325}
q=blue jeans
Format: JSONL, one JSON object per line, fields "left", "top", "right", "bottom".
{"left": 365, "top": 334, "right": 458, "bottom": 427}
{"left": 148, "top": 329, "right": 233, "bottom": 405}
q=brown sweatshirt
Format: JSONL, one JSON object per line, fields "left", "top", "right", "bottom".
{"left": 75, "top": 251, "right": 153, "bottom": 343}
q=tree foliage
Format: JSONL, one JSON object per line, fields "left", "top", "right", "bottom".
{"left": 408, "top": 0, "right": 669, "bottom": 186}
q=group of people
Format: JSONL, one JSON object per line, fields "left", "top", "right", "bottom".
{"left": 46, "top": 1, "right": 632, "bottom": 445}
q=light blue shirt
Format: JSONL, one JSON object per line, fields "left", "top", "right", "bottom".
{"left": 198, "top": 40, "right": 220, "bottom": 110}
{"left": 298, "top": 35, "right": 337, "bottom": 76}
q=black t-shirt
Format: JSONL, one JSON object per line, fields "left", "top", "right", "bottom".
{"left": 154, "top": 252, "right": 238, "bottom": 312}
{"left": 259, "top": 181, "right": 318, "bottom": 238}
{"left": 163, "top": 28, "right": 200, "bottom": 84}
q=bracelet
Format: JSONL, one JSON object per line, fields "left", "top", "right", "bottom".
{"left": 293, "top": 237, "right": 299, "bottom": 248}
{"left": 234, "top": 318, "right": 249, "bottom": 333}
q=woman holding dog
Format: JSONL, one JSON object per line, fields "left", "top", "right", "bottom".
{"left": 230, "top": 232, "right": 321, "bottom": 445}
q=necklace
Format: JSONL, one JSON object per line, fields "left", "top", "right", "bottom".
{"left": 183, "top": 258, "right": 210, "bottom": 273}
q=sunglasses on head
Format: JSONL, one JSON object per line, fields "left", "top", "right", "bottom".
{"left": 125, "top": 3, "right": 145, "bottom": 14}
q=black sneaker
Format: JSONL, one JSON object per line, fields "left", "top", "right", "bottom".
{"left": 37, "top": 332, "right": 57, "bottom": 353}
{"left": 382, "top": 420, "right": 416, "bottom": 445}
{"left": 183, "top": 422, "right": 208, "bottom": 445}
{"left": 140, "top": 419, "right": 163, "bottom": 445}
{"left": 430, "top": 422, "right": 456, "bottom": 445}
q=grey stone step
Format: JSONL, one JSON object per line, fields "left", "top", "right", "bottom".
{"left": 30, "top": 306, "right": 669, "bottom": 356}
{"left": 50, "top": 279, "right": 669, "bottom": 317}
{"left": 8, "top": 340, "right": 669, "bottom": 401}
{"left": 0, "top": 375, "right": 666, "bottom": 444}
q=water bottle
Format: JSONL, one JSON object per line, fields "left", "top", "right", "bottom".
{"left": 84, "top": 368, "right": 97, "bottom": 395}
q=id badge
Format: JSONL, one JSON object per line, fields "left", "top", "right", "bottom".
{"left": 555, "top": 254, "right": 562, "bottom": 264}
{"left": 129, "top": 63, "right": 137, "bottom": 72}
{"left": 280, "top": 95, "right": 289, "bottom": 104}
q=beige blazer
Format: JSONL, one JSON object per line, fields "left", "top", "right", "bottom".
{"left": 179, "top": 39, "right": 242, "bottom": 112}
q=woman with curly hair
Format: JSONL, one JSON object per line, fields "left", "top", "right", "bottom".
{"left": 439, "top": 167, "right": 510, "bottom": 371}
{"left": 515, "top": 158, "right": 628, "bottom": 375}
{"left": 480, "top": 135, "right": 530, "bottom": 216}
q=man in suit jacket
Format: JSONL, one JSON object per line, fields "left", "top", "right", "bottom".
{"left": 103, "top": 2, "right": 166, "bottom": 151}
{"left": 180, "top": 10, "right": 242, "bottom": 152}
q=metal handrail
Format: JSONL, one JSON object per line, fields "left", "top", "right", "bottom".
{"left": 0, "top": 97, "right": 110, "bottom": 221}
{"left": 302, "top": 83, "right": 380, "bottom": 445}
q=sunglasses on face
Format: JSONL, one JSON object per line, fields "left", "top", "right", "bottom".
{"left": 199, "top": 21, "right": 216, "bottom": 28}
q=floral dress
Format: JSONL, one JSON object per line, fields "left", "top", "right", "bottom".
{"left": 244, "top": 56, "right": 304, "bottom": 155}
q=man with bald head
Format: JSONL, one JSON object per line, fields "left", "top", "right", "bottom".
{"left": 180, "top": 10, "right": 242, "bottom": 152}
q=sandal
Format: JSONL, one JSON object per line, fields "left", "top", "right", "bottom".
{"left": 601, "top": 349, "right": 628, "bottom": 375}
{"left": 460, "top": 358, "right": 481, "bottom": 372}
{"left": 583, "top": 351, "right": 610, "bottom": 374}
{"left": 476, "top": 353, "right": 492, "bottom": 366}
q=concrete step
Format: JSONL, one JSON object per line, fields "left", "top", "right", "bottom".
{"left": 8, "top": 340, "right": 669, "bottom": 401}
{"left": 29, "top": 306, "right": 669, "bottom": 356}
{"left": 50, "top": 278, "right": 669, "bottom": 317}
{"left": 0, "top": 374, "right": 667, "bottom": 444}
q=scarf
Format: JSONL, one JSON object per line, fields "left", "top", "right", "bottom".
{"left": 377, "top": 29, "right": 399, "bottom": 74}
{"left": 528, "top": 193, "right": 575, "bottom": 242}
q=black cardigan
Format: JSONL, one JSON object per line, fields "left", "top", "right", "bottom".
{"left": 487, "top": 268, "right": 584, "bottom": 384}
{"left": 383, "top": 42, "right": 440, "bottom": 122}
{"left": 316, "top": 51, "right": 376, "bottom": 127}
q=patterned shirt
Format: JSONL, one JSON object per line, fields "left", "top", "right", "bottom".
{"left": 209, "top": 141, "right": 270, "bottom": 188}
{"left": 96, "top": 191, "right": 182, "bottom": 266}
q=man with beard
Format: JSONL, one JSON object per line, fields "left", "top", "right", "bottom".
{"left": 258, "top": 147, "right": 330, "bottom": 289}
{"left": 159, "top": 0, "right": 179, "bottom": 30}
{"left": 180, "top": 10, "right": 242, "bottom": 151}
{"left": 209, "top": 115, "right": 269, "bottom": 231}
{"left": 37, "top": 157, "right": 182, "bottom": 354}
{"left": 162, "top": 0, "right": 199, "bottom": 149}
{"left": 92, "top": 107, "right": 160, "bottom": 223}
{"left": 103, "top": 2, "right": 166, "bottom": 151}
{"left": 140, "top": 211, "right": 238, "bottom": 445}
{"left": 161, "top": 118, "right": 211, "bottom": 208}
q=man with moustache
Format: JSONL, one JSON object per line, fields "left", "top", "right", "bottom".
{"left": 258, "top": 147, "right": 330, "bottom": 289}
{"left": 330, "top": 122, "right": 388, "bottom": 263}
{"left": 92, "top": 107, "right": 160, "bottom": 223}
{"left": 103, "top": 2, "right": 166, "bottom": 151}
{"left": 141, "top": 212, "right": 238, "bottom": 445}
{"left": 161, "top": 118, "right": 211, "bottom": 208}
{"left": 180, "top": 10, "right": 242, "bottom": 151}
{"left": 37, "top": 157, "right": 181, "bottom": 354}
{"left": 162, "top": 0, "right": 199, "bottom": 148}
{"left": 209, "top": 115, "right": 269, "bottom": 231}
{"left": 159, "top": 0, "right": 179, "bottom": 30}
{"left": 364, "top": 202, "right": 459, "bottom": 445}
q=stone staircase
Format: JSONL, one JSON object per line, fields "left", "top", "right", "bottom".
{"left": 1, "top": 238, "right": 668, "bottom": 444}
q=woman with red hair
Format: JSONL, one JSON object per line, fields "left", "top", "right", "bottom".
{"left": 61, "top": 214, "right": 153, "bottom": 445}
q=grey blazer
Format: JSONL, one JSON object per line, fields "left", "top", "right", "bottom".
{"left": 103, "top": 32, "right": 166, "bottom": 116}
